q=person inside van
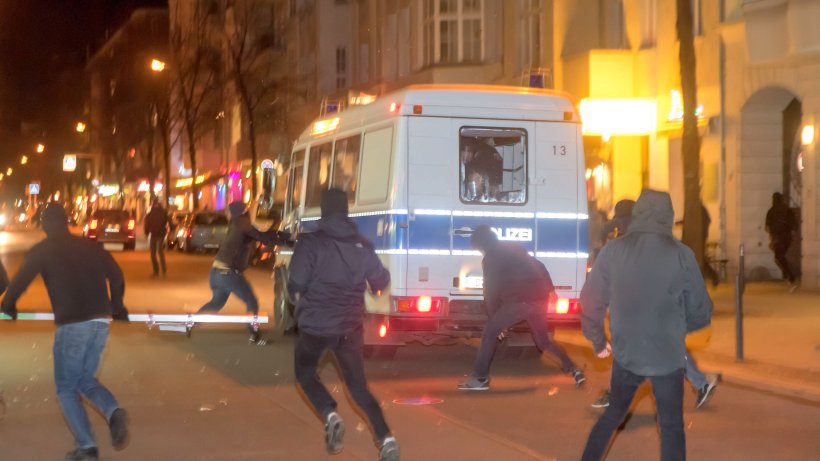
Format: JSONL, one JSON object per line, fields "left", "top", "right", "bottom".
{"left": 461, "top": 138, "right": 503, "bottom": 202}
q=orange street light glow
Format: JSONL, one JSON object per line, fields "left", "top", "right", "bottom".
{"left": 36, "top": 144, "right": 45, "bottom": 153}
{"left": 150, "top": 59, "right": 166, "bottom": 72}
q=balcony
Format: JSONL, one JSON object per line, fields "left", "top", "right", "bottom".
{"left": 742, "top": 0, "right": 820, "bottom": 64}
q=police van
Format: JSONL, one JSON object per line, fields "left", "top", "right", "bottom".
{"left": 273, "top": 84, "right": 588, "bottom": 357}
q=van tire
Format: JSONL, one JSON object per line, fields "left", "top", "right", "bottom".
{"left": 273, "top": 270, "right": 296, "bottom": 336}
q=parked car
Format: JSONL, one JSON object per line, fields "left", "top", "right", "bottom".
{"left": 175, "top": 211, "right": 229, "bottom": 253}
{"left": 83, "top": 209, "right": 136, "bottom": 250}
{"left": 166, "top": 211, "right": 190, "bottom": 249}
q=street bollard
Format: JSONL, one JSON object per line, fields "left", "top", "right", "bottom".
{"left": 735, "top": 244, "right": 745, "bottom": 361}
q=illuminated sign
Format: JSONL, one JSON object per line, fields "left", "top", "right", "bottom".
{"left": 28, "top": 183, "right": 40, "bottom": 195}
{"left": 311, "top": 118, "right": 340, "bottom": 136}
{"left": 138, "top": 181, "right": 164, "bottom": 193}
{"left": 98, "top": 184, "right": 120, "bottom": 197}
{"left": 579, "top": 98, "right": 657, "bottom": 136}
{"left": 63, "top": 154, "right": 77, "bottom": 172}
{"left": 260, "top": 159, "right": 274, "bottom": 169}
{"left": 490, "top": 227, "right": 533, "bottom": 242}
{"left": 667, "top": 90, "right": 704, "bottom": 122}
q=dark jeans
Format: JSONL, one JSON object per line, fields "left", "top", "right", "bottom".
{"left": 771, "top": 239, "right": 794, "bottom": 282}
{"left": 149, "top": 234, "right": 166, "bottom": 275}
{"left": 294, "top": 325, "right": 391, "bottom": 441}
{"left": 197, "top": 268, "right": 259, "bottom": 314}
{"left": 582, "top": 361, "right": 686, "bottom": 461}
{"left": 54, "top": 321, "right": 120, "bottom": 449}
{"left": 473, "top": 301, "right": 577, "bottom": 378}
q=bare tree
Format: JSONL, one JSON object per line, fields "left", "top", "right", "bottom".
{"left": 224, "top": 0, "right": 281, "bottom": 200}
{"left": 676, "top": 0, "right": 704, "bottom": 268}
{"left": 169, "top": 2, "right": 220, "bottom": 210}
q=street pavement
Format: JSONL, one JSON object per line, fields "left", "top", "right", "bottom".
{"left": 0, "top": 229, "right": 819, "bottom": 460}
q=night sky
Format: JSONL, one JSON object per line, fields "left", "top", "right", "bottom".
{"left": 0, "top": 0, "right": 166, "bottom": 170}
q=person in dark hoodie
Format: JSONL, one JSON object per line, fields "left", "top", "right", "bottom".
{"left": 143, "top": 199, "right": 169, "bottom": 277}
{"left": 579, "top": 189, "right": 713, "bottom": 461}
{"left": 1, "top": 204, "right": 130, "bottom": 461}
{"left": 287, "top": 188, "right": 399, "bottom": 461}
{"left": 197, "top": 200, "right": 290, "bottom": 341}
{"left": 457, "top": 225, "right": 586, "bottom": 391}
{"left": 765, "top": 192, "right": 798, "bottom": 286}
{"left": 600, "top": 198, "right": 635, "bottom": 242}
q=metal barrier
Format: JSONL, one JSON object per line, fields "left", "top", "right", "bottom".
{"left": 0, "top": 313, "right": 268, "bottom": 337}
{"left": 735, "top": 244, "right": 745, "bottom": 361}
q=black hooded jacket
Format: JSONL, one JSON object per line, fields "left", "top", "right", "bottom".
{"left": 215, "top": 213, "right": 287, "bottom": 272}
{"left": 1, "top": 207, "right": 128, "bottom": 325}
{"left": 580, "top": 190, "right": 713, "bottom": 376}
{"left": 287, "top": 215, "right": 390, "bottom": 336}
{"left": 473, "top": 229, "right": 555, "bottom": 317}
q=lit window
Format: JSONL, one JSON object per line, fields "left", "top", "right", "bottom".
{"left": 518, "top": 0, "right": 542, "bottom": 73}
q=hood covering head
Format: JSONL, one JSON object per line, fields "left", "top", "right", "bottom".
{"left": 471, "top": 225, "right": 498, "bottom": 252}
{"left": 228, "top": 200, "right": 247, "bottom": 219}
{"left": 321, "top": 188, "right": 349, "bottom": 219}
{"left": 42, "top": 204, "right": 69, "bottom": 236}
{"left": 627, "top": 189, "right": 674, "bottom": 235}
{"left": 613, "top": 199, "right": 636, "bottom": 218}
{"left": 772, "top": 192, "right": 784, "bottom": 207}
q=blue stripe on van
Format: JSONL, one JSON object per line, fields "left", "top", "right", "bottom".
{"left": 300, "top": 211, "right": 583, "bottom": 253}
{"left": 536, "top": 218, "right": 578, "bottom": 253}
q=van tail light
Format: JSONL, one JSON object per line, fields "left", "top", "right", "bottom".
{"left": 187, "top": 227, "right": 193, "bottom": 238}
{"left": 378, "top": 323, "right": 388, "bottom": 338}
{"left": 394, "top": 296, "right": 445, "bottom": 314}
{"left": 550, "top": 298, "right": 581, "bottom": 315}
{"left": 127, "top": 219, "right": 135, "bottom": 231}
{"left": 90, "top": 219, "right": 98, "bottom": 230}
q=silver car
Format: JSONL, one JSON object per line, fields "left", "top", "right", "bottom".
{"left": 176, "top": 211, "right": 229, "bottom": 253}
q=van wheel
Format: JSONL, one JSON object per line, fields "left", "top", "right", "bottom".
{"left": 273, "top": 272, "right": 296, "bottom": 336}
{"left": 363, "top": 345, "right": 398, "bottom": 360}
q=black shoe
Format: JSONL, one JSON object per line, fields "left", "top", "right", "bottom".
{"left": 65, "top": 447, "right": 99, "bottom": 461}
{"left": 379, "top": 436, "right": 400, "bottom": 461}
{"left": 591, "top": 390, "right": 611, "bottom": 408}
{"left": 325, "top": 411, "right": 345, "bottom": 454}
{"left": 109, "top": 408, "right": 129, "bottom": 450}
{"left": 696, "top": 375, "right": 719, "bottom": 409}
{"left": 573, "top": 370, "right": 587, "bottom": 388}
{"left": 247, "top": 325, "right": 261, "bottom": 343}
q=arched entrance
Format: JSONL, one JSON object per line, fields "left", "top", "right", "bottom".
{"left": 739, "top": 87, "right": 802, "bottom": 281}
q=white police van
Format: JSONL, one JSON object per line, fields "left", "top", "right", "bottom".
{"left": 273, "top": 85, "right": 588, "bottom": 357}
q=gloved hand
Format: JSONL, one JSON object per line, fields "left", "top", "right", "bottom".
{"left": 112, "top": 308, "right": 130, "bottom": 322}
{"left": 596, "top": 342, "right": 612, "bottom": 359}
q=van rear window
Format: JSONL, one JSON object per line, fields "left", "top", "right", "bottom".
{"left": 459, "top": 127, "right": 527, "bottom": 205}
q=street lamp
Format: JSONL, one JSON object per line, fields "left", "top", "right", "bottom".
{"left": 6, "top": 168, "right": 12, "bottom": 176}
{"left": 36, "top": 143, "right": 45, "bottom": 153}
{"left": 20, "top": 155, "right": 28, "bottom": 165}
{"left": 75, "top": 122, "right": 87, "bottom": 133}
{"left": 150, "top": 58, "right": 166, "bottom": 72}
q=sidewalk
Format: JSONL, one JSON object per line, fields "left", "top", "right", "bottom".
{"left": 556, "top": 281, "right": 820, "bottom": 402}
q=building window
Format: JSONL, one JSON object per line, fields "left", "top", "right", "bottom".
{"left": 518, "top": 0, "right": 542, "bottom": 73}
{"left": 336, "top": 47, "right": 347, "bottom": 89}
{"left": 640, "top": 0, "right": 656, "bottom": 48}
{"left": 423, "top": 0, "right": 484, "bottom": 66}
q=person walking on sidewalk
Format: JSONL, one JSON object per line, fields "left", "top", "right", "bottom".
{"left": 765, "top": 192, "right": 798, "bottom": 287}
{"left": 458, "top": 225, "right": 586, "bottom": 391}
{"left": 0, "top": 204, "right": 130, "bottom": 461}
{"left": 579, "top": 190, "right": 713, "bottom": 461}
{"left": 197, "top": 200, "right": 290, "bottom": 342}
{"left": 143, "top": 199, "right": 169, "bottom": 277}
{"left": 287, "top": 188, "right": 399, "bottom": 461}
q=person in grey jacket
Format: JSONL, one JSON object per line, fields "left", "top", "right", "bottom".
{"left": 579, "top": 189, "right": 713, "bottom": 461}
{"left": 287, "top": 188, "right": 399, "bottom": 461}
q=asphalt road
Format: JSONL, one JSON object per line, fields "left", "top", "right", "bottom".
{"left": 1, "top": 230, "right": 818, "bottom": 461}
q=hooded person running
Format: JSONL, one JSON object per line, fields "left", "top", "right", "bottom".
{"left": 287, "top": 188, "right": 399, "bottom": 461}
{"left": 580, "top": 189, "right": 713, "bottom": 461}
{"left": 197, "top": 200, "right": 291, "bottom": 341}
{"left": 1, "top": 204, "right": 130, "bottom": 461}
